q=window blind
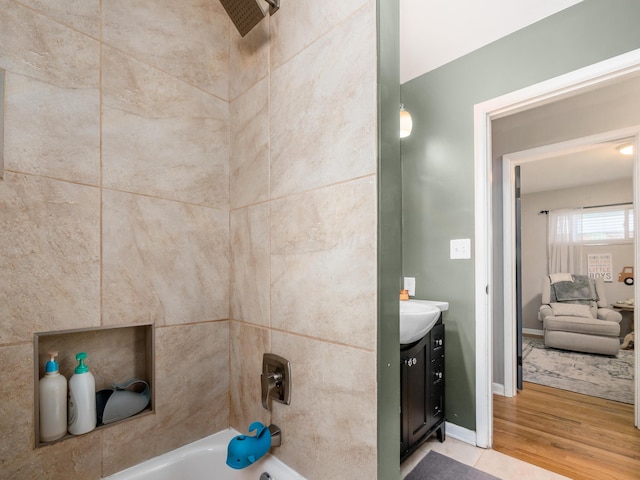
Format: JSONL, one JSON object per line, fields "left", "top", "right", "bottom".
{"left": 581, "top": 205, "right": 633, "bottom": 244}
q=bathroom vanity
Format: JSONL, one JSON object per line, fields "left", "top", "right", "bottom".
{"left": 400, "top": 314, "right": 445, "bottom": 461}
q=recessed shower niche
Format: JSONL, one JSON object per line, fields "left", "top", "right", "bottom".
{"left": 34, "top": 323, "right": 154, "bottom": 448}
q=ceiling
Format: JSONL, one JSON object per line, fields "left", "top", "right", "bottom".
{"left": 399, "top": 0, "right": 583, "bottom": 84}
{"left": 399, "top": 0, "right": 634, "bottom": 195}
{"left": 520, "top": 142, "right": 634, "bottom": 195}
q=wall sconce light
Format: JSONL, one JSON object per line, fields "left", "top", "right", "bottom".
{"left": 400, "top": 104, "right": 413, "bottom": 139}
{"left": 617, "top": 143, "right": 634, "bottom": 155}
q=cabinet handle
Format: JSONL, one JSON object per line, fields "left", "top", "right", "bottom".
{"left": 404, "top": 357, "right": 418, "bottom": 367}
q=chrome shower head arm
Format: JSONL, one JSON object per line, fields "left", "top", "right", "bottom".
{"left": 265, "top": 0, "right": 279, "bottom": 15}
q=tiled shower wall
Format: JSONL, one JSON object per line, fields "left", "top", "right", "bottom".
{"left": 0, "top": 1, "right": 231, "bottom": 478}
{"left": 0, "top": 0, "right": 379, "bottom": 479}
{"left": 228, "top": 1, "right": 378, "bottom": 478}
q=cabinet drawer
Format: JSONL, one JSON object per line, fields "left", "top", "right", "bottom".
{"left": 431, "top": 355, "right": 444, "bottom": 385}
{"left": 431, "top": 323, "right": 444, "bottom": 351}
{"left": 431, "top": 391, "right": 445, "bottom": 423}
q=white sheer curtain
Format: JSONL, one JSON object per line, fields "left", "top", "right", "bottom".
{"left": 547, "top": 208, "right": 584, "bottom": 274}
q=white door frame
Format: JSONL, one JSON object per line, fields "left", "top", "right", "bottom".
{"left": 502, "top": 128, "right": 640, "bottom": 397}
{"left": 474, "top": 48, "right": 640, "bottom": 448}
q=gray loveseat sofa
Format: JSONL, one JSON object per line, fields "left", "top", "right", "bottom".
{"left": 539, "top": 274, "right": 621, "bottom": 356}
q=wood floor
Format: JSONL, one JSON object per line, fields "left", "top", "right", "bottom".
{"left": 493, "top": 382, "right": 640, "bottom": 480}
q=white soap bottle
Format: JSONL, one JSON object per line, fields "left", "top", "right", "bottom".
{"left": 39, "top": 351, "right": 67, "bottom": 442}
{"left": 68, "top": 352, "right": 96, "bottom": 435}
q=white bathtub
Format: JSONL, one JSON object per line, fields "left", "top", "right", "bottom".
{"left": 104, "top": 428, "right": 306, "bottom": 480}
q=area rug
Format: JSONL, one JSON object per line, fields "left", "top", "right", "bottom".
{"left": 404, "top": 451, "right": 499, "bottom": 480}
{"left": 522, "top": 337, "right": 634, "bottom": 404}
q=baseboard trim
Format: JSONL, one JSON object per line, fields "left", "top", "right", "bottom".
{"left": 492, "top": 382, "right": 505, "bottom": 396}
{"left": 445, "top": 422, "right": 479, "bottom": 447}
{"left": 523, "top": 328, "right": 543, "bottom": 336}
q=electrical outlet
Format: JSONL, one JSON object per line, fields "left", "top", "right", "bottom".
{"left": 450, "top": 238, "right": 471, "bottom": 260}
{"left": 403, "top": 277, "right": 416, "bottom": 296}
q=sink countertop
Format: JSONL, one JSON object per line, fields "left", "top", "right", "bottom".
{"left": 407, "top": 299, "right": 449, "bottom": 312}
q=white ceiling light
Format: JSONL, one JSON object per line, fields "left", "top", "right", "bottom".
{"left": 400, "top": 104, "right": 413, "bottom": 138}
{"left": 617, "top": 143, "right": 634, "bottom": 155}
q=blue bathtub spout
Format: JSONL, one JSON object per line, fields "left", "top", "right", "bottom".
{"left": 226, "top": 422, "right": 280, "bottom": 470}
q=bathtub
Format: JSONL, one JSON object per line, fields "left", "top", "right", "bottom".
{"left": 104, "top": 428, "right": 306, "bottom": 480}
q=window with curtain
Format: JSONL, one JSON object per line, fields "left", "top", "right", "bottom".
{"left": 548, "top": 205, "right": 634, "bottom": 274}
{"left": 548, "top": 208, "right": 584, "bottom": 274}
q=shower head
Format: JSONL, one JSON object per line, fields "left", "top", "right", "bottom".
{"left": 219, "top": 0, "right": 280, "bottom": 37}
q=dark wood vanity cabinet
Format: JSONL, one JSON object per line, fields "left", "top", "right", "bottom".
{"left": 400, "top": 316, "right": 445, "bottom": 461}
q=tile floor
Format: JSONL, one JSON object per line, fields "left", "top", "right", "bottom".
{"left": 400, "top": 436, "right": 570, "bottom": 480}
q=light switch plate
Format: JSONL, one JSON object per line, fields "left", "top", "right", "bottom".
{"left": 450, "top": 238, "right": 471, "bottom": 259}
{"left": 403, "top": 277, "right": 416, "bottom": 296}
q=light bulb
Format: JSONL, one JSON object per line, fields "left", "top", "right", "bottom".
{"left": 400, "top": 105, "right": 413, "bottom": 139}
{"left": 617, "top": 143, "right": 633, "bottom": 155}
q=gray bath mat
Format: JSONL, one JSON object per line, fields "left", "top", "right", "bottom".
{"left": 404, "top": 451, "right": 500, "bottom": 480}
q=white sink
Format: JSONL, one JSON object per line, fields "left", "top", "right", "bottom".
{"left": 399, "top": 299, "right": 447, "bottom": 345}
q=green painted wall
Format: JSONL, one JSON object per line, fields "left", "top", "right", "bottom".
{"left": 400, "top": 0, "right": 640, "bottom": 431}
{"left": 377, "top": 1, "right": 401, "bottom": 478}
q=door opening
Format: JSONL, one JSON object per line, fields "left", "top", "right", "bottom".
{"left": 474, "top": 48, "right": 640, "bottom": 448}
{"left": 503, "top": 130, "right": 638, "bottom": 398}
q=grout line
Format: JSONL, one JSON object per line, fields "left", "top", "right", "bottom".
{"left": 0, "top": 169, "right": 231, "bottom": 214}
{"left": 229, "top": 318, "right": 376, "bottom": 353}
{"left": 98, "top": 1, "right": 105, "bottom": 475}
{"left": 99, "top": 0, "right": 104, "bottom": 329}
{"left": 267, "top": 12, "right": 273, "bottom": 340}
{"left": 12, "top": 0, "right": 101, "bottom": 42}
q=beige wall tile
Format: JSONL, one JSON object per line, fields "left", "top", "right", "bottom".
{"left": 102, "top": 190, "right": 229, "bottom": 327}
{"left": 230, "top": 321, "right": 271, "bottom": 431}
{"left": 270, "top": 0, "right": 372, "bottom": 70}
{"left": 0, "top": 0, "right": 99, "bottom": 88}
{"left": 271, "top": 332, "right": 377, "bottom": 479}
{"left": 102, "top": 0, "right": 229, "bottom": 99}
{"left": 101, "top": 413, "right": 159, "bottom": 477}
{"left": 154, "top": 322, "right": 229, "bottom": 451}
{"left": 0, "top": 0, "right": 100, "bottom": 185}
{"left": 0, "top": 173, "right": 100, "bottom": 344}
{"left": 16, "top": 0, "right": 101, "bottom": 38}
{"left": 8, "top": 434, "right": 102, "bottom": 480}
{"left": 229, "top": 18, "right": 268, "bottom": 101}
{"left": 0, "top": 343, "right": 102, "bottom": 479}
{"left": 102, "top": 321, "right": 230, "bottom": 476}
{"left": 270, "top": 6, "right": 376, "bottom": 198}
{"left": 231, "top": 204, "right": 270, "bottom": 326}
{"left": 271, "top": 177, "right": 377, "bottom": 349}
{"left": 0, "top": 344, "right": 35, "bottom": 463}
{"left": 102, "top": 47, "right": 229, "bottom": 208}
{"left": 230, "top": 79, "right": 270, "bottom": 209}
{"left": 4, "top": 73, "right": 100, "bottom": 185}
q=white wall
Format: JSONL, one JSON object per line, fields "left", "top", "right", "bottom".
{"left": 521, "top": 178, "right": 634, "bottom": 331}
